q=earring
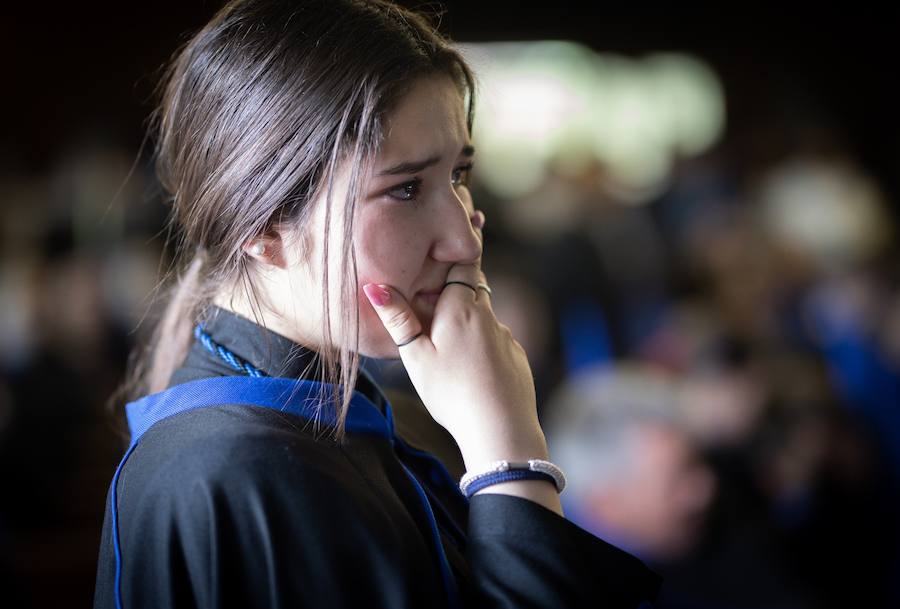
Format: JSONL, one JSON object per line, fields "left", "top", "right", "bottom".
{"left": 250, "top": 242, "right": 265, "bottom": 257}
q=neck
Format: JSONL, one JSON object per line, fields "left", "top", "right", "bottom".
{"left": 211, "top": 291, "right": 337, "bottom": 358}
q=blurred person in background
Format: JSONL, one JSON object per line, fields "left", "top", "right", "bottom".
{"left": 544, "top": 362, "right": 716, "bottom": 562}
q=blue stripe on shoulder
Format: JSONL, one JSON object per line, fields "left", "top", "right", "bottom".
{"left": 125, "top": 376, "right": 391, "bottom": 445}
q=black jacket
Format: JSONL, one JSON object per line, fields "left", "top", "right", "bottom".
{"left": 93, "top": 306, "right": 662, "bottom": 608}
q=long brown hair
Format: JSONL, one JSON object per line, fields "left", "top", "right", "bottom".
{"left": 114, "top": 0, "right": 476, "bottom": 441}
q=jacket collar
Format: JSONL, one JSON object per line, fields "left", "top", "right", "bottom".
{"left": 126, "top": 375, "right": 398, "bottom": 447}
{"left": 168, "top": 305, "right": 385, "bottom": 412}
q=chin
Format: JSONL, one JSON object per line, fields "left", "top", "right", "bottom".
{"left": 355, "top": 324, "right": 402, "bottom": 360}
{"left": 359, "top": 340, "right": 402, "bottom": 360}
{"left": 357, "top": 315, "right": 432, "bottom": 360}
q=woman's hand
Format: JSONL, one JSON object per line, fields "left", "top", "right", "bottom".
{"left": 363, "top": 215, "right": 562, "bottom": 513}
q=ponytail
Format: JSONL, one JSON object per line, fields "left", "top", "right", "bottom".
{"left": 106, "top": 248, "right": 210, "bottom": 441}
{"left": 146, "top": 249, "right": 208, "bottom": 394}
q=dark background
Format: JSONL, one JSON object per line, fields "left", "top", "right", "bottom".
{"left": 6, "top": 2, "right": 899, "bottom": 214}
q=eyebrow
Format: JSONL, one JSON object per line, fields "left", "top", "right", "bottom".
{"left": 376, "top": 144, "right": 475, "bottom": 177}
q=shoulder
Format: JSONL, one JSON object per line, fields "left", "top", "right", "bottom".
{"left": 119, "top": 404, "right": 367, "bottom": 518}
{"left": 107, "top": 406, "right": 434, "bottom": 608}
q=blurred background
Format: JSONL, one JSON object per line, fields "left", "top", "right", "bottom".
{"left": 3, "top": 1, "right": 899, "bottom": 607}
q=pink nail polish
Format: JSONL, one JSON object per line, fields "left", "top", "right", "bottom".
{"left": 363, "top": 283, "right": 391, "bottom": 307}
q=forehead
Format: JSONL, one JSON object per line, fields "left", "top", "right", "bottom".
{"left": 377, "top": 76, "right": 469, "bottom": 159}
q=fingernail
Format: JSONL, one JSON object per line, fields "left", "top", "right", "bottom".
{"left": 472, "top": 210, "right": 485, "bottom": 229}
{"left": 363, "top": 283, "right": 391, "bottom": 307}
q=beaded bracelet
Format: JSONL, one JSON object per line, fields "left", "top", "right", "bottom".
{"left": 459, "top": 459, "right": 567, "bottom": 499}
{"left": 462, "top": 469, "right": 557, "bottom": 498}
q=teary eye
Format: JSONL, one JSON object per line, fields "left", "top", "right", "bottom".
{"left": 387, "top": 177, "right": 422, "bottom": 202}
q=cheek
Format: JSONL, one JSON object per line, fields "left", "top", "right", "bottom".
{"left": 355, "top": 209, "right": 428, "bottom": 295}
{"left": 353, "top": 209, "right": 433, "bottom": 354}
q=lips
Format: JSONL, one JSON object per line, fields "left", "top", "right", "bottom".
{"left": 415, "top": 285, "right": 444, "bottom": 306}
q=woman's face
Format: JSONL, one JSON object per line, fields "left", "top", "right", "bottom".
{"left": 269, "top": 75, "right": 483, "bottom": 358}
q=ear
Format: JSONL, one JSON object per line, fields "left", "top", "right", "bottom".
{"left": 242, "top": 228, "right": 290, "bottom": 269}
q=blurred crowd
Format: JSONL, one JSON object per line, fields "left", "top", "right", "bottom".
{"left": 1, "top": 116, "right": 899, "bottom": 607}
{"left": 476, "top": 123, "right": 900, "bottom": 608}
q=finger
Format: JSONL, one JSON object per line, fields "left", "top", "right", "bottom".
{"left": 471, "top": 210, "right": 485, "bottom": 266}
{"left": 443, "top": 263, "right": 492, "bottom": 307}
{"left": 444, "top": 268, "right": 484, "bottom": 287}
{"left": 474, "top": 278, "right": 493, "bottom": 308}
{"left": 362, "top": 283, "right": 432, "bottom": 355}
{"left": 443, "top": 263, "right": 481, "bottom": 302}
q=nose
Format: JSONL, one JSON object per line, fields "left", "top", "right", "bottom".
{"left": 428, "top": 188, "right": 482, "bottom": 264}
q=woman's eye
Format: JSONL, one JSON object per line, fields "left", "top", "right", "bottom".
{"left": 452, "top": 162, "right": 474, "bottom": 187}
{"left": 386, "top": 162, "right": 474, "bottom": 203}
{"left": 387, "top": 177, "right": 422, "bottom": 202}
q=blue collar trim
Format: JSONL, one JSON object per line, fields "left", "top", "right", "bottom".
{"left": 125, "top": 375, "right": 397, "bottom": 447}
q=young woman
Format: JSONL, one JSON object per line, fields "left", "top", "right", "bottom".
{"left": 93, "top": 1, "right": 662, "bottom": 607}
